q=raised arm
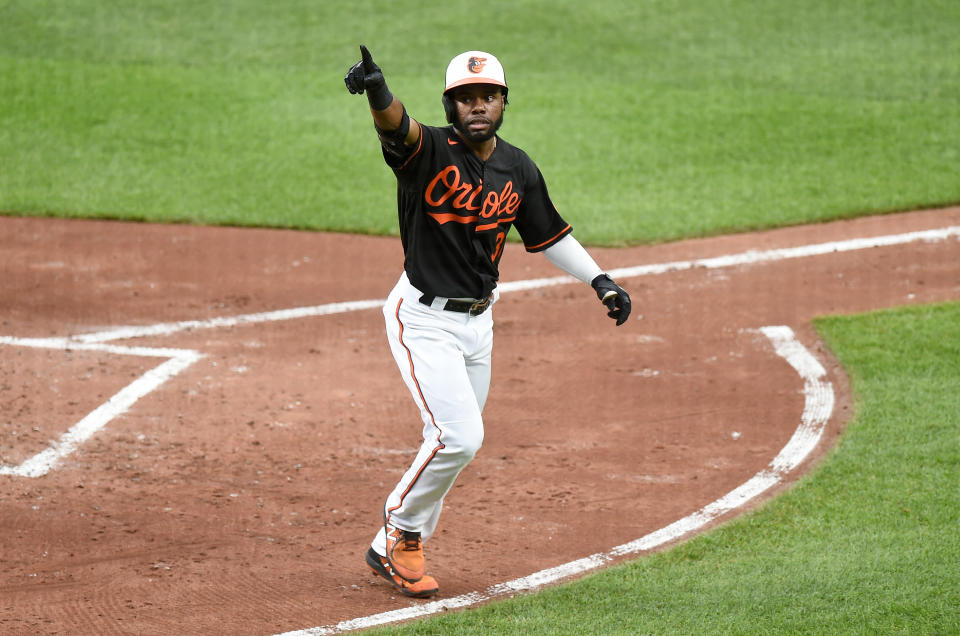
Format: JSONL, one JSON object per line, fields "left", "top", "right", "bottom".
{"left": 344, "top": 45, "right": 421, "bottom": 148}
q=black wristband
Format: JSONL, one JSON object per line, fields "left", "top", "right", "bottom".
{"left": 366, "top": 80, "right": 393, "bottom": 111}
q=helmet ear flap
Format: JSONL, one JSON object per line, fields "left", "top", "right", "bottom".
{"left": 442, "top": 93, "right": 456, "bottom": 124}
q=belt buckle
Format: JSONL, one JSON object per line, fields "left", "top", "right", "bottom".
{"left": 469, "top": 296, "right": 491, "bottom": 316}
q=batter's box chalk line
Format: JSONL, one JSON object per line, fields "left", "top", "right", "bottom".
{"left": 0, "top": 337, "right": 202, "bottom": 478}
{"left": 1, "top": 325, "right": 831, "bottom": 631}
{"left": 273, "top": 325, "right": 834, "bottom": 635}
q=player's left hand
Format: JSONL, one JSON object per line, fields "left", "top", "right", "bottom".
{"left": 591, "top": 274, "right": 632, "bottom": 326}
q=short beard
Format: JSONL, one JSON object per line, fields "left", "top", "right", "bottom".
{"left": 453, "top": 112, "right": 504, "bottom": 143}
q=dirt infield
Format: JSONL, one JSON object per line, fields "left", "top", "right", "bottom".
{"left": 2, "top": 207, "right": 958, "bottom": 635}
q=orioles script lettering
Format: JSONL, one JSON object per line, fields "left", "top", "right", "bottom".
{"left": 425, "top": 165, "right": 521, "bottom": 229}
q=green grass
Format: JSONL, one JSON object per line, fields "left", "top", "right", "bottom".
{"left": 368, "top": 302, "right": 960, "bottom": 634}
{"left": 2, "top": 4, "right": 958, "bottom": 634}
{"left": 2, "top": 0, "right": 959, "bottom": 243}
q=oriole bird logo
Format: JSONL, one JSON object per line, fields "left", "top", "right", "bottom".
{"left": 467, "top": 57, "right": 487, "bottom": 73}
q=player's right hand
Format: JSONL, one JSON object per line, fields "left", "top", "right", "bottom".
{"left": 344, "top": 45, "right": 384, "bottom": 95}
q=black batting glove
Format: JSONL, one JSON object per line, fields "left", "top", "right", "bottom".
{"left": 591, "top": 274, "right": 632, "bottom": 326}
{"left": 344, "top": 45, "right": 393, "bottom": 111}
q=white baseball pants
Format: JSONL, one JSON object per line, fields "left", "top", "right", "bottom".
{"left": 370, "top": 272, "right": 496, "bottom": 555}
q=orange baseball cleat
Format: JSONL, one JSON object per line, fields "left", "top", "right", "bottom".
{"left": 384, "top": 523, "right": 426, "bottom": 582}
{"left": 365, "top": 548, "right": 439, "bottom": 598}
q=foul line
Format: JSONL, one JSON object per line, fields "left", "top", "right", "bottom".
{"left": 70, "top": 225, "right": 959, "bottom": 344}
{"left": 0, "top": 337, "right": 202, "bottom": 478}
{"left": 274, "top": 325, "right": 834, "bottom": 635}
{"left": 501, "top": 225, "right": 960, "bottom": 292}
{"left": 72, "top": 300, "right": 385, "bottom": 344}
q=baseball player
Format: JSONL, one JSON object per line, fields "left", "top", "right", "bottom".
{"left": 344, "top": 45, "right": 631, "bottom": 598}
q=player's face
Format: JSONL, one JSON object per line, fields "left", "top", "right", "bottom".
{"left": 450, "top": 84, "right": 505, "bottom": 143}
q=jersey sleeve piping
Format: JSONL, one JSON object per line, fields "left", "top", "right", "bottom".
{"left": 396, "top": 121, "right": 425, "bottom": 171}
{"left": 524, "top": 223, "right": 573, "bottom": 252}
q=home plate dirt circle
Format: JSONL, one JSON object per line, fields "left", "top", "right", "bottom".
{"left": 1, "top": 207, "right": 958, "bottom": 635}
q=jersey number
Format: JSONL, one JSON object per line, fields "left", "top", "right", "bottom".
{"left": 491, "top": 231, "right": 505, "bottom": 262}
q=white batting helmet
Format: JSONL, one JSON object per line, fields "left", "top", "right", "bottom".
{"left": 444, "top": 51, "right": 507, "bottom": 93}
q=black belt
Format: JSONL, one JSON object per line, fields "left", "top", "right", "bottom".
{"left": 419, "top": 293, "right": 492, "bottom": 316}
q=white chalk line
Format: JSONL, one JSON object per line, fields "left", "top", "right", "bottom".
{"left": 0, "top": 223, "right": 950, "bottom": 623}
{"left": 69, "top": 225, "right": 959, "bottom": 344}
{"left": 273, "top": 325, "right": 834, "bottom": 635}
{"left": 0, "top": 336, "right": 202, "bottom": 477}
{"left": 73, "top": 300, "right": 385, "bottom": 344}
{"left": 501, "top": 225, "right": 960, "bottom": 292}
{"left": 0, "top": 224, "right": 950, "bottom": 478}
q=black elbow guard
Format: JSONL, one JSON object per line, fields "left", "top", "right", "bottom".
{"left": 375, "top": 107, "right": 412, "bottom": 157}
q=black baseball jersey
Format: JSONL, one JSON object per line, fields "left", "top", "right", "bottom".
{"left": 381, "top": 123, "right": 572, "bottom": 300}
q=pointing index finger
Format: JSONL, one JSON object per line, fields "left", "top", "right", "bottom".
{"left": 360, "top": 45, "right": 374, "bottom": 71}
